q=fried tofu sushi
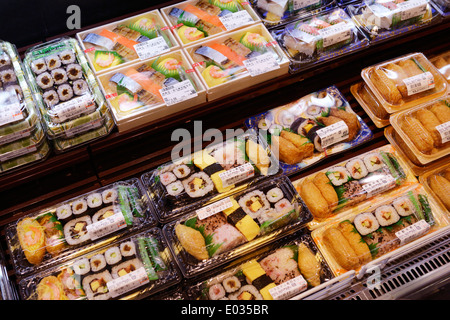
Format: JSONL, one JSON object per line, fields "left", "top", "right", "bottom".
{"left": 415, "top": 108, "right": 445, "bottom": 147}
{"left": 428, "top": 174, "right": 450, "bottom": 210}
{"left": 299, "top": 178, "right": 330, "bottom": 219}
{"left": 384, "top": 63, "right": 409, "bottom": 98}
{"left": 280, "top": 130, "right": 314, "bottom": 159}
{"left": 337, "top": 220, "right": 372, "bottom": 265}
{"left": 401, "top": 116, "right": 434, "bottom": 154}
{"left": 175, "top": 224, "right": 209, "bottom": 260}
{"left": 322, "top": 227, "right": 360, "bottom": 271}
{"left": 429, "top": 101, "right": 450, "bottom": 123}
{"left": 397, "top": 59, "right": 424, "bottom": 77}
{"left": 297, "top": 243, "right": 321, "bottom": 287}
{"left": 329, "top": 108, "right": 361, "bottom": 141}
{"left": 271, "top": 135, "right": 304, "bottom": 165}
{"left": 312, "top": 172, "right": 338, "bottom": 212}
{"left": 370, "top": 68, "right": 402, "bottom": 105}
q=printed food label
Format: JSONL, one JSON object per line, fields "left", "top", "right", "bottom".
{"left": 134, "top": 36, "right": 170, "bottom": 61}
{"left": 64, "top": 117, "right": 103, "bottom": 138}
{"left": 436, "top": 121, "right": 450, "bottom": 144}
{"left": 159, "top": 80, "right": 197, "bottom": 106}
{"left": 318, "top": 22, "right": 352, "bottom": 48}
{"left": 52, "top": 94, "right": 96, "bottom": 122}
{"left": 268, "top": 275, "right": 308, "bottom": 300}
{"left": 243, "top": 52, "right": 280, "bottom": 77}
{"left": 196, "top": 197, "right": 234, "bottom": 220}
{"left": 398, "top": 0, "right": 428, "bottom": 20}
{"left": 293, "top": 0, "right": 320, "bottom": 10}
{"left": 403, "top": 71, "right": 435, "bottom": 96}
{"left": 0, "top": 128, "right": 32, "bottom": 145}
{"left": 396, "top": 219, "right": 430, "bottom": 245}
{"left": 361, "top": 174, "right": 396, "bottom": 198}
{"left": 87, "top": 212, "right": 127, "bottom": 240}
{"left": 107, "top": 267, "right": 150, "bottom": 298}
{"left": 219, "top": 162, "right": 255, "bottom": 188}
{"left": 0, "top": 102, "right": 23, "bottom": 126}
{"left": 316, "top": 120, "right": 349, "bottom": 148}
{"left": 219, "top": 10, "right": 254, "bottom": 30}
{"left": 0, "top": 144, "right": 37, "bottom": 162}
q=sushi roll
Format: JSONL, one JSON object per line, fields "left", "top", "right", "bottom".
{"left": 92, "top": 206, "right": 116, "bottom": 223}
{"left": 229, "top": 285, "right": 263, "bottom": 300}
{"left": 238, "top": 190, "right": 270, "bottom": 219}
{"left": 305, "top": 105, "right": 324, "bottom": 119}
{"left": 393, "top": 196, "right": 416, "bottom": 217}
{"left": 5, "top": 84, "right": 23, "bottom": 101}
{"left": 50, "top": 68, "right": 68, "bottom": 85}
{"left": 82, "top": 270, "right": 112, "bottom": 300}
{"left": 66, "top": 63, "right": 83, "bottom": 80}
{"left": 278, "top": 110, "right": 296, "bottom": 128}
{"left": 72, "top": 79, "right": 89, "bottom": 96}
{"left": 0, "top": 69, "right": 16, "bottom": 83}
{"left": 275, "top": 198, "right": 294, "bottom": 214}
{"left": 36, "top": 72, "right": 54, "bottom": 89}
{"left": 102, "top": 188, "right": 118, "bottom": 204}
{"left": 326, "top": 167, "right": 351, "bottom": 186}
{"left": 104, "top": 246, "right": 122, "bottom": 266}
{"left": 31, "top": 58, "right": 47, "bottom": 74}
{"left": 307, "top": 126, "right": 325, "bottom": 152}
{"left": 353, "top": 212, "right": 380, "bottom": 236}
{"left": 209, "top": 283, "right": 226, "bottom": 300}
{"left": 111, "top": 258, "right": 144, "bottom": 279}
{"left": 120, "top": 241, "right": 136, "bottom": 258}
{"left": 172, "top": 164, "right": 191, "bottom": 179}
{"left": 159, "top": 171, "right": 177, "bottom": 186}
{"left": 0, "top": 52, "right": 11, "bottom": 67}
{"left": 63, "top": 215, "right": 92, "bottom": 246}
{"left": 375, "top": 205, "right": 400, "bottom": 226}
{"left": 222, "top": 276, "right": 241, "bottom": 293}
{"left": 73, "top": 257, "right": 90, "bottom": 275}
{"left": 258, "top": 117, "right": 272, "bottom": 131}
{"left": 42, "top": 89, "right": 59, "bottom": 107}
{"left": 182, "top": 172, "right": 215, "bottom": 198}
{"left": 266, "top": 187, "right": 284, "bottom": 203}
{"left": 86, "top": 193, "right": 103, "bottom": 209}
{"left": 346, "top": 159, "right": 368, "bottom": 180}
{"left": 72, "top": 198, "right": 88, "bottom": 215}
{"left": 45, "top": 54, "right": 62, "bottom": 70}
{"left": 90, "top": 254, "right": 107, "bottom": 272}
{"left": 57, "top": 83, "right": 73, "bottom": 101}
{"left": 56, "top": 204, "right": 72, "bottom": 222}
{"left": 59, "top": 50, "right": 76, "bottom": 65}
{"left": 268, "top": 124, "right": 283, "bottom": 135}
{"left": 166, "top": 181, "right": 184, "bottom": 197}
{"left": 363, "top": 153, "right": 384, "bottom": 172}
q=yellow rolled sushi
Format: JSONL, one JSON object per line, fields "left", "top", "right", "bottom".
{"left": 241, "top": 259, "right": 277, "bottom": 300}
{"left": 201, "top": 65, "right": 228, "bottom": 87}
{"left": 223, "top": 198, "right": 260, "bottom": 241}
{"left": 178, "top": 26, "right": 204, "bottom": 44}
{"left": 36, "top": 276, "right": 68, "bottom": 300}
{"left": 17, "top": 217, "right": 46, "bottom": 265}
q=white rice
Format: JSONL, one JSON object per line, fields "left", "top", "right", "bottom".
{"left": 104, "top": 246, "right": 122, "bottom": 266}
{"left": 166, "top": 181, "right": 184, "bottom": 196}
{"left": 111, "top": 258, "right": 144, "bottom": 279}
{"left": 353, "top": 212, "right": 380, "bottom": 236}
{"left": 375, "top": 205, "right": 400, "bottom": 226}
{"left": 102, "top": 188, "right": 118, "bottom": 204}
{"left": 326, "top": 167, "right": 350, "bottom": 186}
{"left": 56, "top": 204, "right": 72, "bottom": 221}
{"left": 73, "top": 257, "right": 90, "bottom": 275}
{"left": 346, "top": 158, "right": 369, "bottom": 180}
{"left": 90, "top": 254, "right": 107, "bottom": 272}
{"left": 363, "top": 153, "right": 384, "bottom": 172}
{"left": 86, "top": 192, "right": 103, "bottom": 208}
{"left": 238, "top": 190, "right": 270, "bottom": 219}
{"left": 393, "top": 196, "right": 416, "bottom": 217}
{"left": 266, "top": 187, "right": 284, "bottom": 203}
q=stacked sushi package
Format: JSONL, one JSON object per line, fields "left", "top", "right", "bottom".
{"left": 0, "top": 40, "right": 50, "bottom": 173}
{"left": 420, "top": 162, "right": 450, "bottom": 213}
{"left": 23, "top": 38, "right": 115, "bottom": 153}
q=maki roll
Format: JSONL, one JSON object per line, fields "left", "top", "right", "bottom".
{"left": 73, "top": 257, "right": 90, "bottom": 275}
{"left": 266, "top": 187, "right": 283, "bottom": 203}
{"left": 104, "top": 246, "right": 122, "bottom": 265}
{"left": 72, "top": 79, "right": 89, "bottom": 96}
{"left": 326, "top": 167, "right": 350, "bottom": 186}
{"left": 166, "top": 181, "right": 184, "bottom": 197}
{"left": 36, "top": 72, "right": 54, "bottom": 89}
{"left": 307, "top": 126, "right": 325, "bottom": 152}
{"left": 363, "top": 153, "right": 384, "bottom": 172}
{"left": 346, "top": 159, "right": 368, "bottom": 180}
{"left": 56, "top": 204, "right": 72, "bottom": 222}
{"left": 275, "top": 198, "right": 294, "bottom": 214}
{"left": 258, "top": 117, "right": 272, "bottom": 131}
{"left": 82, "top": 270, "right": 112, "bottom": 300}
{"left": 160, "top": 171, "right": 177, "bottom": 186}
{"left": 223, "top": 276, "right": 241, "bottom": 293}
{"left": 375, "top": 205, "right": 400, "bottom": 226}
{"left": 305, "top": 105, "right": 323, "bottom": 119}
{"left": 238, "top": 190, "right": 270, "bottom": 219}
{"left": 173, "top": 164, "right": 191, "bottom": 179}
{"left": 45, "top": 54, "right": 62, "bottom": 71}
{"left": 229, "top": 285, "right": 263, "bottom": 300}
{"left": 0, "top": 52, "right": 11, "bottom": 67}
{"left": 51, "top": 68, "right": 68, "bottom": 85}
{"left": 57, "top": 83, "right": 74, "bottom": 102}
{"left": 120, "top": 241, "right": 136, "bottom": 258}
{"left": 353, "top": 212, "right": 379, "bottom": 236}
{"left": 86, "top": 193, "right": 103, "bottom": 209}
{"left": 92, "top": 206, "right": 116, "bottom": 223}
{"left": 278, "top": 110, "right": 296, "bottom": 128}
{"left": 72, "top": 199, "right": 88, "bottom": 215}
{"left": 182, "top": 172, "right": 215, "bottom": 198}
{"left": 393, "top": 196, "right": 416, "bottom": 217}
{"left": 90, "top": 254, "right": 107, "bottom": 272}
{"left": 111, "top": 258, "right": 144, "bottom": 278}
{"left": 66, "top": 63, "right": 83, "bottom": 80}
{"left": 209, "top": 283, "right": 226, "bottom": 300}
{"left": 0, "top": 69, "right": 16, "bottom": 83}
{"left": 63, "top": 215, "right": 92, "bottom": 245}
{"left": 42, "top": 89, "right": 60, "bottom": 107}
{"left": 31, "top": 58, "right": 47, "bottom": 74}
{"left": 59, "top": 50, "right": 76, "bottom": 65}
{"left": 102, "top": 189, "right": 118, "bottom": 204}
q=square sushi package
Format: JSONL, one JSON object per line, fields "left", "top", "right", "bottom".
{"left": 23, "top": 37, "right": 115, "bottom": 153}
{"left": 183, "top": 230, "right": 343, "bottom": 300}
{"left": 270, "top": 7, "right": 370, "bottom": 73}
{"left": 160, "top": 0, "right": 261, "bottom": 47}
{"left": 141, "top": 130, "right": 281, "bottom": 224}
{"left": 429, "top": 49, "right": 450, "bottom": 82}
{"left": 162, "top": 175, "right": 313, "bottom": 278}
{"left": 361, "top": 52, "right": 448, "bottom": 114}
{"left": 0, "top": 40, "right": 51, "bottom": 174}
{"left": 245, "top": 85, "right": 373, "bottom": 176}
{"left": 96, "top": 49, "right": 207, "bottom": 132}
{"left": 312, "top": 183, "right": 450, "bottom": 277}
{"left": 18, "top": 228, "right": 182, "bottom": 300}
{"left": 184, "top": 23, "right": 290, "bottom": 101}
{"left": 347, "top": 0, "right": 440, "bottom": 44}
{"left": 76, "top": 10, "right": 180, "bottom": 75}
{"left": 350, "top": 82, "right": 390, "bottom": 128}
{"left": 419, "top": 162, "right": 450, "bottom": 214}
{"left": 293, "top": 144, "right": 419, "bottom": 230}
{"left": 5, "top": 178, "right": 157, "bottom": 277}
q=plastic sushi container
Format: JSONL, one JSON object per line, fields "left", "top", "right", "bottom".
{"left": 249, "top": 0, "right": 336, "bottom": 28}
{"left": 184, "top": 23, "right": 289, "bottom": 101}
{"left": 347, "top": 0, "right": 440, "bottom": 44}
{"left": 97, "top": 49, "right": 207, "bottom": 132}
{"left": 183, "top": 230, "right": 353, "bottom": 300}
{"left": 419, "top": 162, "right": 450, "bottom": 214}
{"left": 429, "top": 49, "right": 450, "bottom": 82}
{"left": 18, "top": 227, "right": 182, "bottom": 300}
{"left": 160, "top": 0, "right": 261, "bottom": 47}
{"left": 430, "top": 0, "right": 450, "bottom": 18}
{"left": 0, "top": 139, "right": 51, "bottom": 174}
{"left": 141, "top": 129, "right": 281, "bottom": 224}
{"left": 5, "top": 178, "right": 157, "bottom": 277}
{"left": 0, "top": 243, "right": 19, "bottom": 300}
{"left": 350, "top": 82, "right": 390, "bottom": 128}
{"left": 312, "top": 183, "right": 450, "bottom": 278}
{"left": 162, "top": 175, "right": 313, "bottom": 278}
{"left": 23, "top": 37, "right": 115, "bottom": 148}
{"left": 270, "top": 7, "right": 370, "bottom": 73}
{"left": 245, "top": 85, "right": 373, "bottom": 176}
{"left": 361, "top": 52, "right": 448, "bottom": 114}
{"left": 76, "top": 10, "right": 180, "bottom": 75}
{"left": 293, "top": 144, "right": 418, "bottom": 230}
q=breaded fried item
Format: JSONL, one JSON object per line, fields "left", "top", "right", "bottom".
{"left": 384, "top": 63, "right": 409, "bottom": 98}
{"left": 322, "top": 227, "right": 360, "bottom": 270}
{"left": 299, "top": 178, "right": 330, "bottom": 219}
{"left": 415, "top": 109, "right": 444, "bottom": 147}
{"left": 401, "top": 116, "right": 434, "bottom": 154}
{"left": 280, "top": 130, "right": 314, "bottom": 159}
{"left": 337, "top": 220, "right": 372, "bottom": 265}
{"left": 433, "top": 56, "right": 448, "bottom": 69}
{"left": 428, "top": 174, "right": 450, "bottom": 210}
{"left": 429, "top": 101, "right": 450, "bottom": 123}
{"left": 297, "top": 243, "right": 321, "bottom": 287}
{"left": 370, "top": 68, "right": 402, "bottom": 104}
{"left": 397, "top": 58, "right": 424, "bottom": 77}
{"left": 271, "top": 135, "right": 303, "bottom": 165}
{"left": 312, "top": 172, "right": 338, "bottom": 212}
{"left": 329, "top": 108, "right": 361, "bottom": 141}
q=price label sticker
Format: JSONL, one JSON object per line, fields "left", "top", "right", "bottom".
{"left": 134, "top": 36, "right": 170, "bottom": 61}
{"left": 396, "top": 219, "right": 430, "bottom": 245}
{"left": 293, "top": 0, "right": 320, "bottom": 10}
{"left": 0, "top": 144, "right": 37, "bottom": 162}
{"left": 362, "top": 174, "right": 396, "bottom": 198}
{"left": 318, "top": 22, "right": 352, "bottom": 48}
{"left": 243, "top": 52, "right": 280, "bottom": 77}
{"left": 0, "top": 128, "right": 32, "bottom": 145}
{"left": 52, "top": 95, "right": 96, "bottom": 122}
{"left": 316, "top": 120, "right": 349, "bottom": 149}
{"left": 87, "top": 210, "right": 127, "bottom": 240}
{"left": 436, "top": 121, "right": 450, "bottom": 144}
{"left": 107, "top": 267, "right": 150, "bottom": 298}
{"left": 159, "top": 80, "right": 198, "bottom": 106}
{"left": 403, "top": 71, "right": 435, "bottom": 96}
{"left": 268, "top": 275, "right": 308, "bottom": 300}
{"left": 398, "top": 0, "right": 428, "bottom": 20}
{"left": 64, "top": 118, "right": 103, "bottom": 138}
{"left": 219, "top": 10, "right": 254, "bottom": 30}
{"left": 0, "top": 101, "right": 23, "bottom": 126}
{"left": 196, "top": 197, "right": 234, "bottom": 220}
{"left": 218, "top": 163, "right": 255, "bottom": 188}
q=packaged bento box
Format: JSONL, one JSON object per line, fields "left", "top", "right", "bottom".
{"left": 390, "top": 96, "right": 450, "bottom": 165}
{"left": 431, "top": 0, "right": 450, "bottom": 17}
{"left": 0, "top": 139, "right": 51, "bottom": 174}
{"left": 419, "top": 162, "right": 450, "bottom": 213}
{"left": 347, "top": 0, "right": 439, "bottom": 43}
{"left": 185, "top": 23, "right": 289, "bottom": 101}
{"left": 312, "top": 183, "right": 449, "bottom": 277}
{"left": 429, "top": 50, "right": 450, "bottom": 82}
{"left": 245, "top": 85, "right": 373, "bottom": 176}
{"left": 361, "top": 52, "right": 448, "bottom": 114}
{"left": 350, "top": 82, "right": 390, "bottom": 128}
{"left": 23, "top": 37, "right": 114, "bottom": 145}
{"left": 18, "top": 228, "right": 181, "bottom": 300}
{"left": 160, "top": 0, "right": 260, "bottom": 47}
{"left": 77, "top": 10, "right": 179, "bottom": 75}
{"left": 293, "top": 144, "right": 418, "bottom": 230}
{"left": 162, "top": 175, "right": 313, "bottom": 278}
{"left": 5, "top": 178, "right": 156, "bottom": 277}
{"left": 97, "top": 50, "right": 207, "bottom": 132}
{"left": 270, "top": 7, "right": 369, "bottom": 73}
{"left": 184, "top": 230, "right": 336, "bottom": 300}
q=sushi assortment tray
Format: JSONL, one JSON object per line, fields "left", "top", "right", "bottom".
{"left": 97, "top": 49, "right": 207, "bottom": 132}
{"left": 162, "top": 175, "right": 313, "bottom": 278}
{"left": 142, "top": 130, "right": 281, "bottom": 223}
{"left": 419, "top": 162, "right": 450, "bottom": 213}
{"left": 184, "top": 230, "right": 337, "bottom": 300}
{"left": 347, "top": 0, "right": 440, "bottom": 43}
{"left": 312, "top": 183, "right": 450, "bottom": 277}
{"left": 270, "top": 7, "right": 370, "bottom": 73}
{"left": 184, "top": 23, "right": 289, "bottom": 101}
{"left": 294, "top": 144, "right": 418, "bottom": 230}
{"left": 361, "top": 52, "right": 448, "bottom": 114}
{"left": 18, "top": 227, "right": 181, "bottom": 300}
{"left": 5, "top": 178, "right": 157, "bottom": 277}
{"left": 430, "top": 49, "right": 450, "bottom": 81}
{"left": 77, "top": 10, "right": 179, "bottom": 75}
{"left": 160, "top": 0, "right": 260, "bottom": 47}
{"left": 245, "top": 85, "right": 373, "bottom": 176}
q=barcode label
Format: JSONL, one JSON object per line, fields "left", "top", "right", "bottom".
{"left": 0, "top": 144, "right": 37, "bottom": 162}
{"left": 159, "top": 80, "right": 197, "bottom": 106}
{"left": 318, "top": 22, "right": 352, "bottom": 48}
{"left": 134, "top": 36, "right": 170, "bottom": 61}
{"left": 316, "top": 120, "right": 349, "bottom": 148}
{"left": 268, "top": 275, "right": 308, "bottom": 300}
{"left": 398, "top": 0, "right": 428, "bottom": 20}
{"left": 52, "top": 95, "right": 96, "bottom": 122}
{"left": 396, "top": 219, "right": 430, "bottom": 245}
{"left": 243, "top": 52, "right": 280, "bottom": 77}
{"left": 436, "top": 121, "right": 450, "bottom": 144}
{"left": 403, "top": 71, "right": 435, "bottom": 96}
{"left": 196, "top": 197, "right": 234, "bottom": 220}
{"left": 0, "top": 101, "right": 23, "bottom": 126}
{"left": 107, "top": 267, "right": 149, "bottom": 298}
{"left": 362, "top": 174, "right": 396, "bottom": 198}
{"left": 219, "top": 162, "right": 255, "bottom": 188}
{"left": 87, "top": 211, "right": 127, "bottom": 240}
{"left": 64, "top": 117, "right": 103, "bottom": 138}
{"left": 293, "top": 0, "right": 320, "bottom": 10}
{"left": 219, "top": 10, "right": 254, "bottom": 30}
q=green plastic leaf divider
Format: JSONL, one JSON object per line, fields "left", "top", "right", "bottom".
{"left": 117, "top": 185, "right": 134, "bottom": 226}
{"left": 137, "top": 237, "right": 159, "bottom": 281}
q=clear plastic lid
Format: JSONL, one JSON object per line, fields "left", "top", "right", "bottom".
{"left": 312, "top": 183, "right": 449, "bottom": 276}
{"left": 419, "top": 162, "right": 450, "bottom": 213}
{"left": 271, "top": 7, "right": 369, "bottom": 73}
{"left": 0, "top": 138, "right": 51, "bottom": 174}
{"left": 361, "top": 52, "right": 448, "bottom": 114}
{"left": 293, "top": 144, "right": 418, "bottom": 230}
{"left": 245, "top": 85, "right": 373, "bottom": 176}
{"left": 163, "top": 175, "right": 313, "bottom": 278}
{"left": 185, "top": 230, "right": 334, "bottom": 300}
{"left": 5, "top": 178, "right": 157, "bottom": 277}
{"left": 18, "top": 227, "right": 181, "bottom": 300}
{"left": 390, "top": 95, "right": 450, "bottom": 165}
{"left": 350, "top": 82, "right": 390, "bottom": 128}
{"left": 0, "top": 243, "right": 19, "bottom": 300}
{"left": 431, "top": 0, "right": 450, "bottom": 16}
{"left": 141, "top": 130, "right": 281, "bottom": 224}
{"left": 429, "top": 50, "right": 450, "bottom": 82}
